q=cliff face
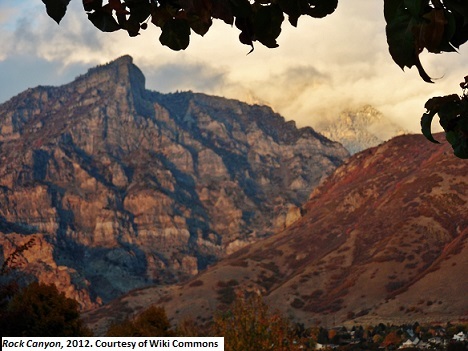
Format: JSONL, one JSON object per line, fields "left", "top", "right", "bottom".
{"left": 0, "top": 56, "right": 349, "bottom": 309}
{"left": 85, "top": 133, "right": 467, "bottom": 332}
{"left": 317, "top": 105, "right": 406, "bottom": 154}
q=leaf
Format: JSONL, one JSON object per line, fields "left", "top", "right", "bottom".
{"left": 188, "top": 14, "right": 213, "bottom": 36}
{"left": 449, "top": 16, "right": 468, "bottom": 48}
{"left": 160, "top": 19, "right": 191, "bottom": 51}
{"left": 125, "top": 16, "right": 141, "bottom": 37}
{"left": 441, "top": 10, "right": 458, "bottom": 51}
{"left": 384, "top": 0, "right": 404, "bottom": 22}
{"left": 82, "top": 0, "right": 103, "bottom": 12}
{"left": 88, "top": 10, "right": 121, "bottom": 32}
{"left": 424, "top": 94, "right": 460, "bottom": 111}
{"left": 253, "top": 4, "right": 284, "bottom": 48}
{"left": 212, "top": 0, "right": 234, "bottom": 25}
{"left": 307, "top": 0, "right": 338, "bottom": 19}
{"left": 235, "top": 16, "right": 254, "bottom": 47}
{"left": 125, "top": 1, "right": 151, "bottom": 23}
{"left": 151, "top": 6, "right": 172, "bottom": 28}
{"left": 42, "top": 0, "right": 71, "bottom": 24}
{"left": 385, "top": 0, "right": 434, "bottom": 82}
{"left": 421, "top": 110, "right": 440, "bottom": 143}
{"left": 385, "top": 4, "right": 418, "bottom": 69}
{"left": 417, "top": 9, "right": 447, "bottom": 53}
{"left": 445, "top": 0, "right": 468, "bottom": 25}
{"left": 447, "top": 130, "right": 468, "bottom": 158}
{"left": 414, "top": 55, "right": 433, "bottom": 83}
{"left": 277, "top": 0, "right": 307, "bottom": 27}
{"left": 108, "top": 0, "right": 128, "bottom": 15}
{"left": 230, "top": 0, "right": 253, "bottom": 18}
{"left": 182, "top": 0, "right": 213, "bottom": 36}
{"left": 403, "top": 0, "right": 426, "bottom": 17}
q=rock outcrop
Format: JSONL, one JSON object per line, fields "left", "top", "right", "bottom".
{"left": 0, "top": 56, "right": 349, "bottom": 309}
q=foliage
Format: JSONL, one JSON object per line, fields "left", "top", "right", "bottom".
{"left": 0, "top": 282, "right": 91, "bottom": 336}
{"left": 0, "top": 280, "right": 19, "bottom": 314}
{"left": 106, "top": 305, "right": 175, "bottom": 336}
{"left": 381, "top": 330, "right": 402, "bottom": 347}
{"left": 40, "top": 1, "right": 468, "bottom": 158}
{"left": 384, "top": 0, "right": 468, "bottom": 83}
{"left": 422, "top": 76, "right": 468, "bottom": 158}
{"left": 42, "top": 0, "right": 337, "bottom": 51}
{"left": 213, "top": 293, "right": 304, "bottom": 351}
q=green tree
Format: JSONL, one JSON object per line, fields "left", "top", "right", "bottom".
{"left": 213, "top": 293, "right": 303, "bottom": 351}
{"left": 106, "top": 305, "right": 175, "bottom": 336}
{"left": 0, "top": 282, "right": 91, "bottom": 336}
{"left": 40, "top": 0, "right": 468, "bottom": 157}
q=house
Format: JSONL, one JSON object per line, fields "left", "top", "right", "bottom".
{"left": 399, "top": 339, "right": 416, "bottom": 349}
{"left": 428, "top": 337, "right": 443, "bottom": 346}
{"left": 315, "top": 343, "right": 339, "bottom": 350}
{"left": 399, "top": 337, "right": 421, "bottom": 349}
{"left": 453, "top": 331, "right": 467, "bottom": 342}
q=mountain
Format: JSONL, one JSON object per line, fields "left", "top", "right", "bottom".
{"left": 317, "top": 105, "right": 407, "bottom": 154}
{"left": 84, "top": 133, "right": 467, "bottom": 333}
{"left": 0, "top": 56, "right": 348, "bottom": 309}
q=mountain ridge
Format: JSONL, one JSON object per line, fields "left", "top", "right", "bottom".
{"left": 317, "top": 105, "right": 407, "bottom": 154}
{"left": 0, "top": 56, "right": 349, "bottom": 309}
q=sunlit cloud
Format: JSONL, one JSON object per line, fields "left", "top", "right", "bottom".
{"left": 1, "top": 0, "right": 467, "bottom": 135}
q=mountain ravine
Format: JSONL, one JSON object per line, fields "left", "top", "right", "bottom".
{"left": 0, "top": 55, "right": 349, "bottom": 309}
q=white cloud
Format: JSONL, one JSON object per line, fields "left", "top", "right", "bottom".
{"left": 1, "top": 0, "right": 467, "bottom": 134}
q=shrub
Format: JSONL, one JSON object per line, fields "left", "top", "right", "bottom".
{"left": 106, "top": 305, "right": 174, "bottom": 337}
{"left": 0, "top": 282, "right": 91, "bottom": 336}
{"left": 213, "top": 293, "right": 304, "bottom": 351}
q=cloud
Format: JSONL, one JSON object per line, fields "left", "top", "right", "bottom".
{"left": 143, "top": 62, "right": 228, "bottom": 93}
{"left": 1, "top": 0, "right": 467, "bottom": 134}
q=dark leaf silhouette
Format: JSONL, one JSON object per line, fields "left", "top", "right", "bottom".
{"left": 42, "top": 0, "right": 70, "bottom": 24}
{"left": 88, "top": 10, "right": 121, "bottom": 32}
{"left": 160, "top": 19, "right": 191, "bottom": 51}
{"left": 82, "top": 0, "right": 102, "bottom": 12}
{"left": 253, "top": 4, "right": 284, "bottom": 48}
{"left": 307, "top": 0, "right": 338, "bottom": 19}
{"left": 421, "top": 111, "right": 439, "bottom": 144}
{"left": 422, "top": 90, "right": 468, "bottom": 158}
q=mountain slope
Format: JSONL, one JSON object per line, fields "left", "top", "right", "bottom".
{"left": 84, "top": 133, "right": 467, "bottom": 332}
{"left": 0, "top": 56, "right": 348, "bottom": 309}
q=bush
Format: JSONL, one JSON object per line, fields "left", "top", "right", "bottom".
{"left": 0, "top": 282, "right": 91, "bottom": 336}
{"left": 106, "top": 305, "right": 174, "bottom": 337}
{"left": 213, "top": 293, "right": 303, "bottom": 351}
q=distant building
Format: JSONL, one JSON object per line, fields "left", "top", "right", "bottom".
{"left": 453, "top": 331, "right": 467, "bottom": 342}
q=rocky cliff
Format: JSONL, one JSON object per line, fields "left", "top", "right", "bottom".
{"left": 0, "top": 56, "right": 348, "bottom": 309}
{"left": 85, "top": 133, "right": 467, "bottom": 332}
{"left": 317, "top": 105, "right": 406, "bottom": 154}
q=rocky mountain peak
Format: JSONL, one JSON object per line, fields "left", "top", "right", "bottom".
{"left": 0, "top": 57, "right": 349, "bottom": 309}
{"left": 83, "top": 55, "right": 143, "bottom": 84}
{"left": 73, "top": 55, "right": 146, "bottom": 106}
{"left": 316, "top": 105, "right": 407, "bottom": 154}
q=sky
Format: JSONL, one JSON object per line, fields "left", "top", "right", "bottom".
{"left": 1, "top": 0, "right": 468, "bottom": 133}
